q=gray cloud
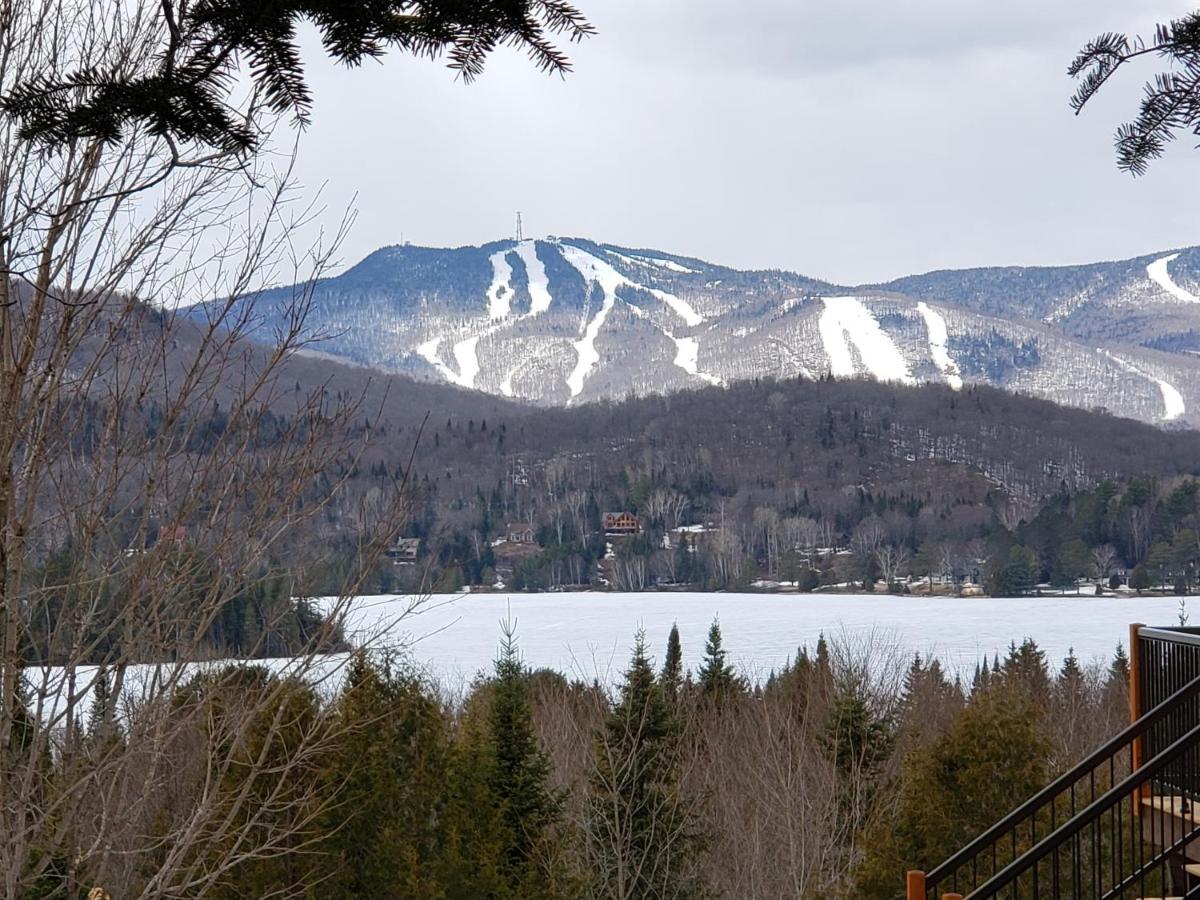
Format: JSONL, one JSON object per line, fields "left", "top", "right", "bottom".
{"left": 290, "top": 1, "right": 1200, "bottom": 284}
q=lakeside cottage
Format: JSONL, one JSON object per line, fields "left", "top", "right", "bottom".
{"left": 506, "top": 523, "right": 536, "bottom": 544}
{"left": 603, "top": 511, "right": 640, "bottom": 535}
{"left": 385, "top": 537, "right": 420, "bottom": 564}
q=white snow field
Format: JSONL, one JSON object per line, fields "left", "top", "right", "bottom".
{"left": 1099, "top": 349, "right": 1185, "bottom": 421}
{"left": 670, "top": 335, "right": 722, "bottom": 385}
{"left": 417, "top": 335, "right": 478, "bottom": 389}
{"left": 30, "top": 592, "right": 1184, "bottom": 719}
{"left": 1147, "top": 253, "right": 1200, "bottom": 304}
{"left": 819, "top": 297, "right": 915, "bottom": 384}
{"left": 916, "top": 301, "right": 964, "bottom": 390}
{"left": 515, "top": 241, "right": 553, "bottom": 316}
{"left": 322, "top": 591, "right": 1180, "bottom": 688}
{"left": 451, "top": 335, "right": 481, "bottom": 389}
{"left": 486, "top": 250, "right": 513, "bottom": 319}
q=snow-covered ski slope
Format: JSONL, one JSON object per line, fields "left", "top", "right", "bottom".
{"left": 204, "top": 238, "right": 1200, "bottom": 426}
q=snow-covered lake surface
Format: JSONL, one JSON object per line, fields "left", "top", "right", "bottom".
{"left": 327, "top": 591, "right": 1190, "bottom": 688}
{"left": 26, "top": 592, "right": 1190, "bottom": 720}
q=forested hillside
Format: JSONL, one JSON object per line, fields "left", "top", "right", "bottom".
{"left": 346, "top": 374, "right": 1200, "bottom": 596}
{"left": 46, "top": 298, "right": 1200, "bottom": 605}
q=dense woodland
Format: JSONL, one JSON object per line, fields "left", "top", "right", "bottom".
{"left": 16, "top": 622, "right": 1131, "bottom": 898}
{"left": 30, "top": 306, "right": 1200, "bottom": 667}
{"left": 334, "top": 374, "right": 1200, "bottom": 597}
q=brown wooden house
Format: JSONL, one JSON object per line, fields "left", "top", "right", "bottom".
{"left": 603, "top": 511, "right": 640, "bottom": 535}
{"left": 506, "top": 523, "right": 536, "bottom": 544}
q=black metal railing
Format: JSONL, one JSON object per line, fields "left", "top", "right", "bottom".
{"left": 912, "top": 624, "right": 1200, "bottom": 900}
{"left": 961, "top": 716, "right": 1200, "bottom": 898}
{"left": 1138, "top": 627, "right": 1200, "bottom": 769}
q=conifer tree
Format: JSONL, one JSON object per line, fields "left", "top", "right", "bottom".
{"left": 855, "top": 687, "right": 1050, "bottom": 897}
{"left": 972, "top": 656, "right": 992, "bottom": 695}
{"left": 1001, "top": 638, "right": 1051, "bottom": 699}
{"left": 661, "top": 622, "right": 683, "bottom": 699}
{"left": 85, "top": 666, "right": 122, "bottom": 751}
{"left": 822, "top": 678, "right": 895, "bottom": 778}
{"left": 1110, "top": 643, "right": 1130, "bottom": 685}
{"left": 317, "top": 653, "right": 458, "bottom": 899}
{"left": 697, "top": 617, "right": 741, "bottom": 698}
{"left": 487, "top": 624, "right": 563, "bottom": 894}
{"left": 587, "top": 630, "right": 702, "bottom": 900}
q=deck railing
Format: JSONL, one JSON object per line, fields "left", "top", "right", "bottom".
{"left": 909, "top": 623, "right": 1200, "bottom": 900}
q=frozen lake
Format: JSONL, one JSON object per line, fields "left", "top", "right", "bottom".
{"left": 26, "top": 591, "right": 1189, "bottom": 721}
{"left": 329, "top": 591, "right": 1192, "bottom": 688}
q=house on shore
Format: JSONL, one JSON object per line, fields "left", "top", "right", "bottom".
{"left": 385, "top": 537, "right": 420, "bottom": 565}
{"left": 506, "top": 523, "right": 536, "bottom": 544}
{"left": 603, "top": 512, "right": 640, "bottom": 535}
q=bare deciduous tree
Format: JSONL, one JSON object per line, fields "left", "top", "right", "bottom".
{"left": 0, "top": 2, "right": 417, "bottom": 894}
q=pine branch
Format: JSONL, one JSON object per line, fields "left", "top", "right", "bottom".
{"left": 1, "top": 0, "right": 594, "bottom": 154}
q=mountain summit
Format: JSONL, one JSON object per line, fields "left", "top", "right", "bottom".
{"left": 200, "top": 237, "right": 1200, "bottom": 426}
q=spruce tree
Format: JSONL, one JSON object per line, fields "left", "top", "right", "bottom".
{"left": 85, "top": 665, "right": 122, "bottom": 751}
{"left": 661, "top": 622, "right": 683, "bottom": 699}
{"left": 488, "top": 625, "right": 563, "bottom": 893}
{"left": 697, "top": 617, "right": 741, "bottom": 698}
{"left": 1110, "top": 643, "right": 1130, "bottom": 685}
{"left": 587, "top": 630, "right": 702, "bottom": 900}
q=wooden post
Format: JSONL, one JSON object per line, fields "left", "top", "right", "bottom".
{"left": 941, "top": 894, "right": 964, "bottom": 900}
{"left": 1130, "top": 622, "right": 1145, "bottom": 816}
{"left": 906, "top": 870, "right": 925, "bottom": 900}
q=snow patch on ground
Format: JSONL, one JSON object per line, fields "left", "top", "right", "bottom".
{"left": 819, "top": 297, "right": 914, "bottom": 384}
{"left": 607, "top": 250, "right": 699, "bottom": 275}
{"left": 916, "top": 301, "right": 963, "bottom": 390}
{"left": 1099, "top": 349, "right": 1185, "bottom": 421}
{"left": 1147, "top": 253, "right": 1200, "bottom": 304}
{"left": 515, "top": 242, "right": 552, "bottom": 316}
{"left": 452, "top": 336, "right": 481, "bottom": 389}
{"left": 486, "top": 251, "right": 513, "bottom": 319}
{"left": 671, "top": 335, "right": 722, "bottom": 386}
{"left": 647, "top": 286, "right": 704, "bottom": 327}
{"left": 499, "top": 364, "right": 520, "bottom": 397}
{"left": 637, "top": 255, "right": 698, "bottom": 274}
{"left": 418, "top": 335, "right": 480, "bottom": 390}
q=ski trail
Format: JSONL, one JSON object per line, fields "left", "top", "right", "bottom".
{"left": 608, "top": 249, "right": 699, "bottom": 275}
{"left": 1099, "top": 349, "right": 1185, "bottom": 421}
{"left": 566, "top": 245, "right": 704, "bottom": 325}
{"left": 670, "top": 335, "right": 722, "bottom": 386}
{"left": 916, "top": 301, "right": 964, "bottom": 390}
{"left": 1147, "top": 253, "right": 1200, "bottom": 304}
{"left": 515, "top": 242, "right": 552, "bottom": 316}
{"left": 452, "top": 336, "right": 480, "bottom": 389}
{"left": 561, "top": 246, "right": 621, "bottom": 398}
{"left": 417, "top": 337, "right": 458, "bottom": 384}
{"left": 818, "top": 297, "right": 914, "bottom": 384}
{"left": 417, "top": 335, "right": 481, "bottom": 389}
{"left": 486, "top": 250, "right": 513, "bottom": 319}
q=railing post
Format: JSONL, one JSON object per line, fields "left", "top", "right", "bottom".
{"left": 1130, "top": 621, "right": 1145, "bottom": 816}
{"left": 941, "top": 894, "right": 963, "bottom": 900}
{"left": 906, "top": 870, "right": 925, "bottom": 900}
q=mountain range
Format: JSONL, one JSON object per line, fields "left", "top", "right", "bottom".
{"left": 195, "top": 237, "right": 1200, "bottom": 427}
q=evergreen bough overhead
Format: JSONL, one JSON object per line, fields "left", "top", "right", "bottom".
{"left": 1070, "top": 11, "right": 1200, "bottom": 174}
{"left": 3, "top": 0, "right": 594, "bottom": 154}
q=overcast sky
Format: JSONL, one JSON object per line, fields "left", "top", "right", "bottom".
{"left": 292, "top": 1, "right": 1200, "bottom": 284}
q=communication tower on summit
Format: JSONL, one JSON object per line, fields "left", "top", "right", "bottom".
{"left": 515, "top": 211, "right": 524, "bottom": 242}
